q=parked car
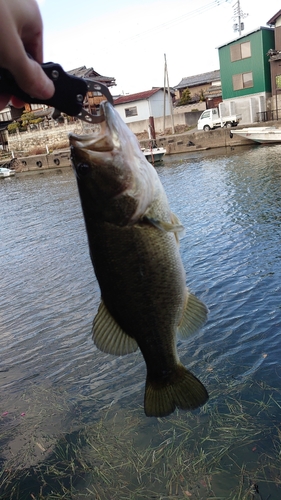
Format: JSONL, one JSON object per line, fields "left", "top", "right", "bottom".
{"left": 197, "top": 108, "right": 240, "bottom": 131}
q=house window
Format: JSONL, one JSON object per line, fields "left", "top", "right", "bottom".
{"left": 241, "top": 41, "right": 251, "bottom": 58}
{"left": 88, "top": 91, "right": 99, "bottom": 97}
{"left": 230, "top": 41, "right": 251, "bottom": 62}
{"left": 125, "top": 106, "right": 138, "bottom": 117}
{"left": 232, "top": 72, "right": 253, "bottom": 90}
{"left": 276, "top": 75, "right": 281, "bottom": 89}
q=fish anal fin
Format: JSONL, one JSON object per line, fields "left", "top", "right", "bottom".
{"left": 178, "top": 290, "right": 208, "bottom": 339}
{"left": 144, "top": 364, "right": 208, "bottom": 417}
{"left": 92, "top": 300, "right": 138, "bottom": 356}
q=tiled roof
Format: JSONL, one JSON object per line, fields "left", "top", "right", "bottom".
{"left": 68, "top": 66, "right": 116, "bottom": 86}
{"left": 114, "top": 88, "right": 165, "bottom": 105}
{"left": 175, "top": 70, "right": 220, "bottom": 89}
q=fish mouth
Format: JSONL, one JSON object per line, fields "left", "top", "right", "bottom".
{"left": 69, "top": 102, "right": 116, "bottom": 155}
{"left": 69, "top": 100, "right": 147, "bottom": 187}
{"left": 69, "top": 101, "right": 136, "bottom": 201}
{"left": 69, "top": 101, "right": 160, "bottom": 222}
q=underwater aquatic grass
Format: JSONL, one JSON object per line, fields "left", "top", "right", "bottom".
{"left": 1, "top": 378, "right": 281, "bottom": 499}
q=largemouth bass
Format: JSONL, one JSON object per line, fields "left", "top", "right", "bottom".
{"left": 69, "top": 101, "right": 208, "bottom": 417}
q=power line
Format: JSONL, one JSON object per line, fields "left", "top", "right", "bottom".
{"left": 114, "top": 0, "right": 230, "bottom": 46}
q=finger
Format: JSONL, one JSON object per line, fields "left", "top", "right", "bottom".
{"left": 20, "top": 0, "right": 44, "bottom": 63}
{"left": 0, "top": 0, "right": 55, "bottom": 100}
{"left": 12, "top": 55, "right": 55, "bottom": 100}
{"left": 10, "top": 96, "right": 26, "bottom": 108}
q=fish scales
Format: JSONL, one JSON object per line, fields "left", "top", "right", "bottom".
{"left": 70, "top": 101, "right": 209, "bottom": 417}
{"left": 85, "top": 221, "right": 185, "bottom": 346}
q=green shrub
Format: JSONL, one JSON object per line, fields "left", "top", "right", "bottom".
{"left": 7, "top": 122, "right": 19, "bottom": 134}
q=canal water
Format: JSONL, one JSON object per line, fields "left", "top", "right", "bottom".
{"left": 0, "top": 144, "right": 281, "bottom": 499}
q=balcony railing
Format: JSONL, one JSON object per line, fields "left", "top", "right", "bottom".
{"left": 256, "top": 110, "right": 281, "bottom": 122}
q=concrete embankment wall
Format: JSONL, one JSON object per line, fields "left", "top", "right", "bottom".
{"left": 3, "top": 150, "right": 71, "bottom": 173}
{"left": 2, "top": 125, "right": 254, "bottom": 174}
{"left": 139, "top": 127, "right": 253, "bottom": 154}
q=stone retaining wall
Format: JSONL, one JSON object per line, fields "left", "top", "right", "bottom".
{"left": 6, "top": 111, "right": 202, "bottom": 153}
{"left": 7, "top": 121, "right": 84, "bottom": 154}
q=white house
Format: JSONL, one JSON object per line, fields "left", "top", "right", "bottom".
{"left": 0, "top": 106, "right": 12, "bottom": 122}
{"left": 113, "top": 88, "right": 173, "bottom": 124}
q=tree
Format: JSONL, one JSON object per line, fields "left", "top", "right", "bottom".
{"left": 177, "top": 88, "right": 191, "bottom": 106}
{"left": 20, "top": 110, "right": 43, "bottom": 128}
{"left": 199, "top": 89, "right": 205, "bottom": 102}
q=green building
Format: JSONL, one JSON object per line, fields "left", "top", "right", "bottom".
{"left": 217, "top": 27, "right": 274, "bottom": 124}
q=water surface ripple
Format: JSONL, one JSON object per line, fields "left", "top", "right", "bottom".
{"left": 1, "top": 146, "right": 281, "bottom": 410}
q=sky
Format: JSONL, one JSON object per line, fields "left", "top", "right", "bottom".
{"left": 38, "top": 0, "right": 281, "bottom": 95}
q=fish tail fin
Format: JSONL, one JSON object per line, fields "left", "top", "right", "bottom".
{"left": 144, "top": 364, "right": 208, "bottom": 417}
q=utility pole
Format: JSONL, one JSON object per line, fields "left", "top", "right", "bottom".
{"left": 232, "top": 0, "right": 248, "bottom": 36}
{"left": 163, "top": 53, "right": 175, "bottom": 134}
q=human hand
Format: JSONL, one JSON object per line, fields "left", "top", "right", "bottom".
{"left": 0, "top": 0, "right": 55, "bottom": 110}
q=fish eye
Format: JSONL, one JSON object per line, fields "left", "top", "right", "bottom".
{"left": 76, "top": 163, "right": 90, "bottom": 177}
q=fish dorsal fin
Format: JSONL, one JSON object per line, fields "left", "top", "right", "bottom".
{"left": 143, "top": 211, "right": 184, "bottom": 237}
{"left": 92, "top": 300, "right": 139, "bottom": 356}
{"left": 177, "top": 290, "right": 208, "bottom": 339}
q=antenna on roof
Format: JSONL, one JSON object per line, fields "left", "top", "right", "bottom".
{"left": 232, "top": 0, "right": 248, "bottom": 36}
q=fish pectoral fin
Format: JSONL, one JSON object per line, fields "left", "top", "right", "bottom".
{"left": 142, "top": 211, "right": 184, "bottom": 236}
{"left": 144, "top": 364, "right": 208, "bottom": 417}
{"left": 177, "top": 290, "right": 208, "bottom": 339}
{"left": 92, "top": 301, "right": 138, "bottom": 356}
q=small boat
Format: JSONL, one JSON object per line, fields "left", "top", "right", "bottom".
{"left": 142, "top": 147, "right": 166, "bottom": 163}
{"left": 230, "top": 126, "right": 281, "bottom": 144}
{"left": 0, "top": 166, "right": 16, "bottom": 178}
